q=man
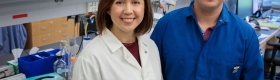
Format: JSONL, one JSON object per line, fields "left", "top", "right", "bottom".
{"left": 151, "top": 0, "right": 264, "bottom": 80}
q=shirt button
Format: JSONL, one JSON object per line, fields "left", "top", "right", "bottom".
{"left": 145, "top": 51, "right": 147, "bottom": 54}
{"left": 219, "top": 20, "right": 223, "bottom": 22}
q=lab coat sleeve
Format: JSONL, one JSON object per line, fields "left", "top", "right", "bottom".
{"left": 72, "top": 56, "right": 102, "bottom": 80}
{"left": 150, "top": 16, "right": 168, "bottom": 79}
{"left": 240, "top": 30, "right": 264, "bottom": 80}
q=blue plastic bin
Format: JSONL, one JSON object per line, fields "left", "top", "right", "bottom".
{"left": 18, "top": 49, "right": 60, "bottom": 78}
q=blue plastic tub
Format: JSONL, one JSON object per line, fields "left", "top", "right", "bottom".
{"left": 18, "top": 49, "right": 60, "bottom": 78}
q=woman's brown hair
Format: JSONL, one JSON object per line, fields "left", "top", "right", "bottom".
{"left": 96, "top": 0, "right": 153, "bottom": 36}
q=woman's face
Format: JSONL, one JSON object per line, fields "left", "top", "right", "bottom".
{"left": 108, "top": 0, "right": 145, "bottom": 34}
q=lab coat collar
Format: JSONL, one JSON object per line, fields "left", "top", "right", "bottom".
{"left": 101, "top": 28, "right": 150, "bottom": 70}
{"left": 101, "top": 28, "right": 123, "bottom": 53}
{"left": 185, "top": 1, "right": 229, "bottom": 23}
{"left": 124, "top": 36, "right": 150, "bottom": 70}
{"left": 138, "top": 36, "right": 149, "bottom": 69}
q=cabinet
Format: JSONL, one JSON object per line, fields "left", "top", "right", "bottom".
{"left": 24, "top": 17, "right": 79, "bottom": 49}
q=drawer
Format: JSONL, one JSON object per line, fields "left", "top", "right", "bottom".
{"left": 32, "top": 19, "right": 56, "bottom": 35}
{"left": 55, "top": 17, "right": 75, "bottom": 30}
{"left": 54, "top": 28, "right": 75, "bottom": 42}
{"left": 32, "top": 32, "right": 55, "bottom": 47}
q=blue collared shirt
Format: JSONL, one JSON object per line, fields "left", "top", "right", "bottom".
{"left": 151, "top": 1, "right": 264, "bottom": 80}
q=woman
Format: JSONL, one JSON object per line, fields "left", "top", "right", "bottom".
{"left": 72, "top": 0, "right": 162, "bottom": 80}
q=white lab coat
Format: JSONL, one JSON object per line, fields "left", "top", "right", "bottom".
{"left": 72, "top": 28, "right": 163, "bottom": 80}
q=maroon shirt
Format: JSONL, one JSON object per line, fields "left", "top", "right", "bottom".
{"left": 203, "top": 27, "right": 215, "bottom": 42}
{"left": 193, "top": 4, "right": 215, "bottom": 42}
{"left": 123, "top": 39, "right": 141, "bottom": 66}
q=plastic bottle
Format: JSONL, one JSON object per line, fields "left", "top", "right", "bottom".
{"left": 83, "top": 37, "right": 91, "bottom": 48}
{"left": 54, "top": 55, "right": 68, "bottom": 79}
{"left": 68, "top": 57, "right": 77, "bottom": 80}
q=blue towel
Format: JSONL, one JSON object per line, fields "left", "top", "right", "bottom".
{"left": 0, "top": 28, "right": 3, "bottom": 50}
{"left": 0, "top": 24, "right": 27, "bottom": 56}
{"left": 0, "top": 27, "right": 11, "bottom": 56}
{"left": 6, "top": 24, "right": 27, "bottom": 49}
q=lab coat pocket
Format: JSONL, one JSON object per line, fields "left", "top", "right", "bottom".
{"left": 214, "top": 61, "right": 243, "bottom": 80}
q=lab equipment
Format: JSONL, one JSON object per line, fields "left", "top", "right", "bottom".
{"left": 0, "top": 73, "right": 26, "bottom": 80}
{"left": 76, "top": 14, "right": 97, "bottom": 55}
{"left": 59, "top": 35, "right": 75, "bottom": 80}
{"left": 68, "top": 36, "right": 78, "bottom": 57}
{"left": 68, "top": 57, "right": 76, "bottom": 80}
{"left": 84, "top": 15, "right": 95, "bottom": 37}
{"left": 83, "top": 37, "right": 91, "bottom": 48}
{"left": 18, "top": 49, "right": 60, "bottom": 78}
{"left": 60, "top": 36, "right": 70, "bottom": 66}
{"left": 53, "top": 55, "right": 68, "bottom": 79}
{"left": 67, "top": 36, "right": 78, "bottom": 80}
{"left": 162, "top": 0, "right": 176, "bottom": 10}
{"left": 25, "top": 72, "right": 63, "bottom": 80}
{"left": 0, "top": 65, "right": 14, "bottom": 79}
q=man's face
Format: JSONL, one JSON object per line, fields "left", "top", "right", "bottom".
{"left": 194, "top": 0, "right": 224, "bottom": 10}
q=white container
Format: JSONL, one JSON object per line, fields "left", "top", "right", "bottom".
{"left": 83, "top": 37, "right": 91, "bottom": 48}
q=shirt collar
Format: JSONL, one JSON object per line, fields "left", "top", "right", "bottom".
{"left": 184, "top": 1, "right": 195, "bottom": 18}
{"left": 219, "top": 2, "right": 230, "bottom": 22}
{"left": 185, "top": 1, "right": 229, "bottom": 23}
